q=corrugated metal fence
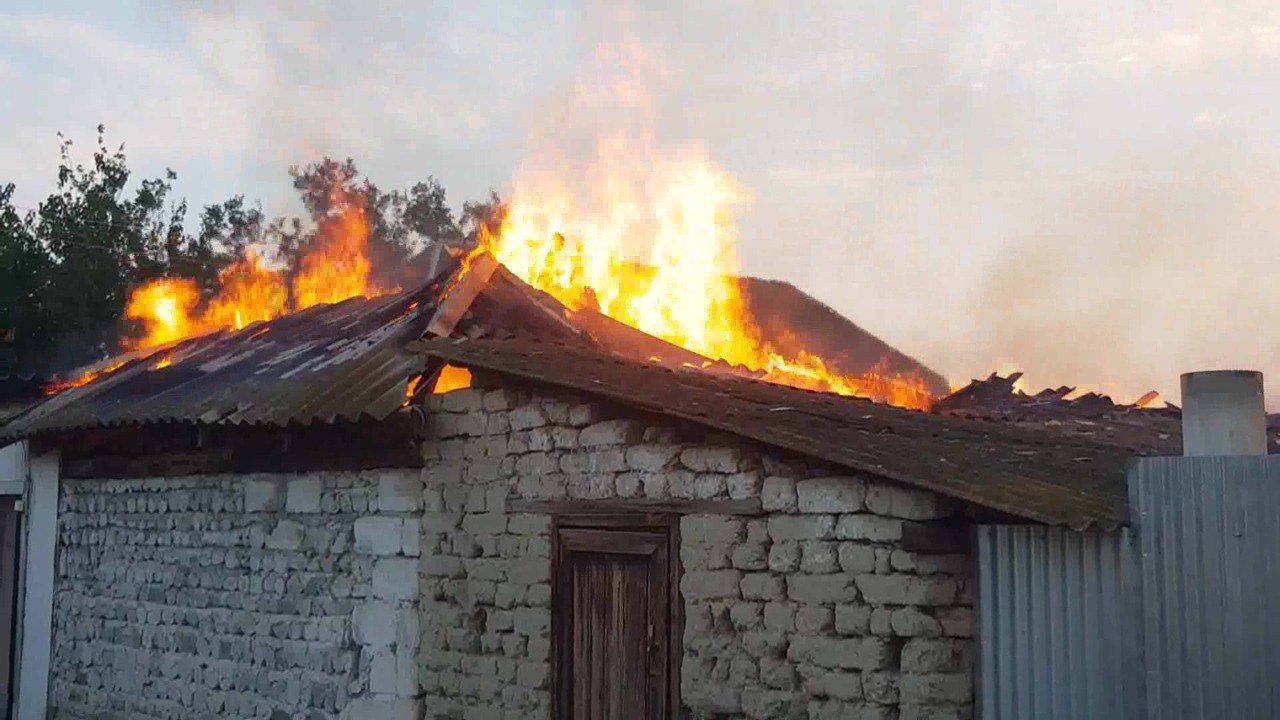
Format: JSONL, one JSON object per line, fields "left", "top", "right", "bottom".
{"left": 977, "top": 525, "right": 1144, "bottom": 719}
{"left": 980, "top": 455, "right": 1280, "bottom": 719}
{"left": 1129, "top": 455, "right": 1280, "bottom": 720}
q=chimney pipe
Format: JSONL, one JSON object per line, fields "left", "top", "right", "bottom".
{"left": 1180, "top": 370, "right": 1267, "bottom": 456}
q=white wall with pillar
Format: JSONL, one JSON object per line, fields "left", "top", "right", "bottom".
{"left": 0, "top": 441, "right": 27, "bottom": 719}
{"left": 0, "top": 442, "right": 24, "bottom": 496}
{"left": 0, "top": 445, "right": 60, "bottom": 720}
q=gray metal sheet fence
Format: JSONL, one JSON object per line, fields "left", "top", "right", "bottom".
{"left": 977, "top": 525, "right": 1144, "bottom": 719}
{"left": 1129, "top": 455, "right": 1280, "bottom": 720}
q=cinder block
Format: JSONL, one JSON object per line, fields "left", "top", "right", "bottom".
{"left": 377, "top": 472, "right": 422, "bottom": 512}
{"left": 244, "top": 479, "right": 284, "bottom": 512}
{"left": 285, "top": 477, "right": 321, "bottom": 513}
{"left": 354, "top": 517, "right": 404, "bottom": 556}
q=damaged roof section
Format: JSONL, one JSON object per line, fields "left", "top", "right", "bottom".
{"left": 3, "top": 293, "right": 431, "bottom": 437}
{"left": 0, "top": 270, "right": 455, "bottom": 440}
{"left": 415, "top": 337, "right": 1132, "bottom": 530}
{"left": 0, "top": 252, "right": 734, "bottom": 442}
{"left": 0, "top": 248, "right": 1207, "bottom": 529}
{"left": 938, "top": 372, "right": 1280, "bottom": 456}
{"left": 738, "top": 276, "right": 950, "bottom": 396}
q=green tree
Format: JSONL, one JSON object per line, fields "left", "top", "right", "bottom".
{"left": 460, "top": 189, "right": 507, "bottom": 245}
{"left": 401, "top": 177, "right": 465, "bottom": 246}
{"left": 195, "top": 194, "right": 265, "bottom": 278}
{"left": 0, "top": 184, "right": 53, "bottom": 376}
{"left": 1, "top": 134, "right": 499, "bottom": 378}
{"left": 0, "top": 127, "right": 235, "bottom": 375}
{"left": 284, "top": 157, "right": 469, "bottom": 288}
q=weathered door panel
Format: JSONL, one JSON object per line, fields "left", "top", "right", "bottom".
{"left": 555, "top": 523, "right": 675, "bottom": 720}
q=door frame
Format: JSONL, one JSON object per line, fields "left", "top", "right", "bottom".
{"left": 551, "top": 513, "right": 682, "bottom": 719}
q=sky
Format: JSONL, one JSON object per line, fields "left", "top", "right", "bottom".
{"left": 4, "top": 0, "right": 1280, "bottom": 405}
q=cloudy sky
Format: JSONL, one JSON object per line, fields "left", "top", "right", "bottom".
{"left": 5, "top": 0, "right": 1280, "bottom": 405}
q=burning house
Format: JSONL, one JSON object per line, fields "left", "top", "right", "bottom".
{"left": 5, "top": 238, "right": 1270, "bottom": 720}
{"left": 1, "top": 167, "right": 1278, "bottom": 720}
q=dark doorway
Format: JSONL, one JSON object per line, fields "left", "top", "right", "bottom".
{"left": 0, "top": 498, "right": 20, "bottom": 720}
{"left": 554, "top": 515, "right": 680, "bottom": 720}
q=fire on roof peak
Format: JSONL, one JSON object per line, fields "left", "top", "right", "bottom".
{"left": 121, "top": 183, "right": 394, "bottom": 353}
{"left": 41, "top": 185, "right": 947, "bottom": 411}
{"left": 469, "top": 132, "right": 938, "bottom": 409}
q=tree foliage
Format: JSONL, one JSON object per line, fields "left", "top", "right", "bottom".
{"left": 0, "top": 129, "right": 501, "bottom": 378}
{"left": 281, "top": 158, "right": 473, "bottom": 288}
{"left": 1, "top": 127, "right": 226, "bottom": 374}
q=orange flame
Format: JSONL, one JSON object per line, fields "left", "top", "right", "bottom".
{"left": 432, "top": 364, "right": 472, "bottom": 394}
{"left": 403, "top": 373, "right": 426, "bottom": 407}
{"left": 204, "top": 253, "right": 288, "bottom": 331}
{"left": 483, "top": 133, "right": 933, "bottom": 409}
{"left": 123, "top": 185, "right": 387, "bottom": 352}
{"left": 293, "top": 187, "right": 375, "bottom": 308}
{"left": 124, "top": 278, "right": 202, "bottom": 350}
{"left": 43, "top": 360, "right": 129, "bottom": 395}
{"left": 1134, "top": 391, "right": 1161, "bottom": 409}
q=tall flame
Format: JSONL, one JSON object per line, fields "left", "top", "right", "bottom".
{"left": 293, "top": 188, "right": 374, "bottom": 308}
{"left": 204, "top": 253, "right": 288, "bottom": 332}
{"left": 124, "top": 278, "right": 203, "bottom": 349}
{"left": 486, "top": 133, "right": 933, "bottom": 409}
{"left": 123, "top": 185, "right": 386, "bottom": 351}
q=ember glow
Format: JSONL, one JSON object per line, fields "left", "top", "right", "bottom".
{"left": 432, "top": 364, "right": 472, "bottom": 394}
{"left": 43, "top": 360, "right": 128, "bottom": 395}
{"left": 483, "top": 134, "right": 933, "bottom": 409}
{"left": 124, "top": 186, "right": 386, "bottom": 351}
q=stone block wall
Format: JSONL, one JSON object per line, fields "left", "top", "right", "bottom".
{"left": 50, "top": 470, "right": 424, "bottom": 720}
{"left": 680, "top": 477, "right": 974, "bottom": 720}
{"left": 417, "top": 381, "right": 976, "bottom": 720}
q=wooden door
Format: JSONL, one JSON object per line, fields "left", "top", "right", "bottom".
{"left": 0, "top": 498, "right": 20, "bottom": 720}
{"left": 554, "top": 517, "right": 678, "bottom": 720}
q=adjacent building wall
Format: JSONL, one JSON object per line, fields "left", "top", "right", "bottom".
{"left": 48, "top": 469, "right": 424, "bottom": 720}
{"left": 417, "top": 381, "right": 976, "bottom": 720}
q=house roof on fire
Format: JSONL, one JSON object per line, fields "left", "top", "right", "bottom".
{"left": 737, "top": 276, "right": 949, "bottom": 396}
{"left": 1, "top": 249, "right": 1221, "bottom": 530}
{"left": 415, "top": 337, "right": 1130, "bottom": 529}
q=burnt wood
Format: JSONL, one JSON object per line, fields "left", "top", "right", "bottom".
{"left": 511, "top": 498, "right": 762, "bottom": 517}
{"left": 554, "top": 515, "right": 681, "bottom": 720}
{"left": 453, "top": 264, "right": 586, "bottom": 345}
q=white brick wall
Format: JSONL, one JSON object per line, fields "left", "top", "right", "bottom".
{"left": 417, "top": 383, "right": 975, "bottom": 720}
{"left": 50, "top": 469, "right": 423, "bottom": 720}
{"left": 46, "top": 378, "right": 975, "bottom": 720}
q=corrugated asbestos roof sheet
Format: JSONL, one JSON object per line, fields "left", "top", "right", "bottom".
{"left": 0, "top": 250, "right": 1147, "bottom": 528}
{"left": 737, "top": 276, "right": 950, "bottom": 396}
{"left": 414, "top": 337, "right": 1131, "bottom": 530}
{"left": 0, "top": 270, "right": 456, "bottom": 441}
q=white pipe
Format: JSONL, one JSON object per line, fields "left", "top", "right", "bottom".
{"left": 1180, "top": 370, "right": 1267, "bottom": 456}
